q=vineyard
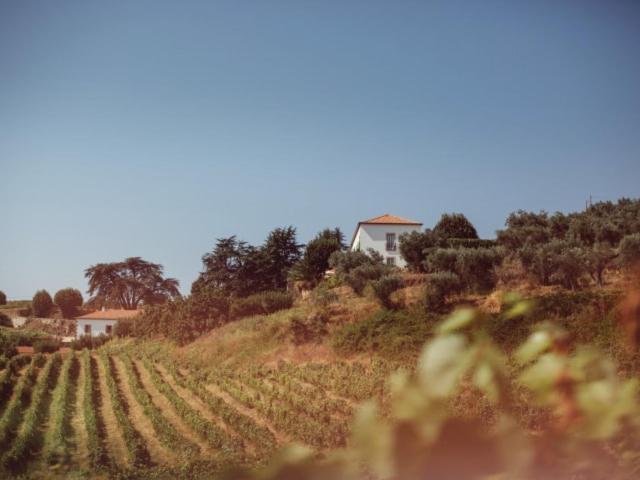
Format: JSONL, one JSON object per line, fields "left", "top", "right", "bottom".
{"left": 0, "top": 344, "right": 395, "bottom": 479}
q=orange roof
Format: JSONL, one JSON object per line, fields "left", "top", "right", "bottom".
{"left": 351, "top": 214, "right": 423, "bottom": 247}
{"left": 360, "top": 214, "right": 422, "bottom": 225}
{"left": 76, "top": 309, "right": 140, "bottom": 321}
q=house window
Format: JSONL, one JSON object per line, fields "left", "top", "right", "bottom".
{"left": 84, "top": 324, "right": 92, "bottom": 335}
{"left": 386, "top": 257, "right": 395, "bottom": 266}
{"left": 386, "top": 233, "right": 396, "bottom": 251}
{"left": 106, "top": 325, "right": 113, "bottom": 335}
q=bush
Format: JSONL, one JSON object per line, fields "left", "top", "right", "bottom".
{"left": 398, "top": 230, "right": 441, "bottom": 272}
{"left": 230, "top": 291, "right": 294, "bottom": 320}
{"left": 424, "top": 248, "right": 459, "bottom": 273}
{"left": 619, "top": 233, "right": 640, "bottom": 268}
{"left": 53, "top": 288, "right": 83, "bottom": 319}
{"left": 454, "top": 247, "right": 503, "bottom": 291}
{"left": 290, "top": 310, "right": 328, "bottom": 345}
{"left": 0, "top": 291, "right": 6, "bottom": 305}
{"left": 32, "top": 290, "right": 53, "bottom": 318}
{"left": 424, "top": 272, "right": 462, "bottom": 312}
{"left": 446, "top": 238, "right": 498, "bottom": 249}
{"left": 33, "top": 338, "right": 61, "bottom": 353}
{"left": 114, "top": 317, "right": 134, "bottom": 337}
{"left": 371, "top": 275, "right": 403, "bottom": 309}
{"left": 332, "top": 309, "right": 434, "bottom": 358}
{"left": 17, "top": 306, "right": 32, "bottom": 317}
{"left": 345, "top": 263, "right": 390, "bottom": 296}
{"left": 329, "top": 250, "right": 380, "bottom": 277}
{"left": 70, "top": 334, "right": 110, "bottom": 351}
{"left": 310, "top": 284, "right": 339, "bottom": 308}
{"left": 0, "top": 313, "right": 12, "bottom": 328}
{"left": 0, "top": 333, "right": 18, "bottom": 358}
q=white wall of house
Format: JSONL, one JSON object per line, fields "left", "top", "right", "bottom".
{"left": 76, "top": 319, "right": 116, "bottom": 338}
{"left": 351, "top": 224, "right": 421, "bottom": 268}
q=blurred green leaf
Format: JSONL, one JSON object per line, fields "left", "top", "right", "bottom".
{"left": 352, "top": 401, "right": 393, "bottom": 479}
{"left": 437, "top": 308, "right": 476, "bottom": 334}
{"left": 515, "top": 331, "right": 552, "bottom": 365}
{"left": 504, "top": 300, "right": 534, "bottom": 320}
{"left": 418, "top": 334, "right": 476, "bottom": 399}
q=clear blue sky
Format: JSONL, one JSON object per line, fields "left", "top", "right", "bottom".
{"left": 1, "top": 1, "right": 639, "bottom": 300}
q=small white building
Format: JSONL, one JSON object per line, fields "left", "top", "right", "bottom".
{"left": 75, "top": 309, "right": 139, "bottom": 338}
{"left": 350, "top": 214, "right": 423, "bottom": 268}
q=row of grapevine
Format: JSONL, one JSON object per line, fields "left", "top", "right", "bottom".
{"left": 82, "top": 349, "right": 109, "bottom": 469}
{"left": 155, "top": 357, "right": 277, "bottom": 459}
{"left": 43, "top": 352, "right": 76, "bottom": 466}
{"left": 1, "top": 353, "right": 61, "bottom": 470}
{"left": 138, "top": 356, "right": 244, "bottom": 460}
{"left": 278, "top": 360, "right": 394, "bottom": 403}
{"left": 229, "top": 368, "right": 349, "bottom": 447}
{"left": 0, "top": 355, "right": 33, "bottom": 411}
{"left": 210, "top": 372, "right": 342, "bottom": 448}
{"left": 0, "top": 354, "right": 44, "bottom": 450}
{"left": 99, "top": 352, "right": 150, "bottom": 468}
{"left": 118, "top": 353, "right": 199, "bottom": 460}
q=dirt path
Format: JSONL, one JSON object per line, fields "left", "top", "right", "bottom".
{"left": 154, "top": 363, "right": 253, "bottom": 454}
{"left": 69, "top": 356, "right": 89, "bottom": 469}
{"left": 95, "top": 354, "right": 129, "bottom": 468}
{"left": 133, "top": 359, "right": 214, "bottom": 459}
{"left": 111, "top": 356, "right": 176, "bottom": 465}
{"left": 205, "top": 382, "right": 291, "bottom": 444}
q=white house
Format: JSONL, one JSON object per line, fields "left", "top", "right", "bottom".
{"left": 350, "top": 214, "right": 423, "bottom": 268}
{"left": 75, "top": 309, "right": 139, "bottom": 338}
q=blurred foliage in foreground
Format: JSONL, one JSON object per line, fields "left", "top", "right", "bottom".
{"left": 243, "top": 293, "right": 640, "bottom": 480}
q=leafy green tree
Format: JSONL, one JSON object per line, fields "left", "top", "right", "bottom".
{"left": 262, "top": 226, "right": 302, "bottom": 290}
{"left": 433, "top": 213, "right": 478, "bottom": 239}
{"left": 85, "top": 257, "right": 180, "bottom": 309}
{"left": 32, "top": 290, "right": 54, "bottom": 317}
{"left": 0, "top": 291, "right": 6, "bottom": 305}
{"left": 290, "top": 228, "right": 345, "bottom": 283}
{"left": 54, "top": 288, "right": 83, "bottom": 318}
{"left": 398, "top": 229, "right": 441, "bottom": 272}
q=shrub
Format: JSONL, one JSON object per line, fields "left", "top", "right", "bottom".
{"left": 290, "top": 311, "right": 329, "bottom": 345}
{"left": 345, "top": 263, "right": 390, "bottom": 296}
{"left": 0, "top": 333, "right": 18, "bottom": 358}
{"left": 114, "top": 317, "right": 134, "bottom": 337}
{"left": 230, "top": 291, "right": 294, "bottom": 320}
{"left": 33, "top": 338, "right": 61, "bottom": 353}
{"left": 332, "top": 309, "right": 433, "bottom": 358}
{"left": 446, "top": 238, "right": 498, "bottom": 249}
{"left": 70, "top": 334, "right": 110, "bottom": 351}
{"left": 32, "top": 290, "right": 53, "bottom": 317}
{"left": 260, "top": 291, "right": 294, "bottom": 314}
{"left": 53, "top": 288, "right": 83, "bottom": 318}
{"left": 371, "top": 275, "right": 403, "bottom": 309}
{"left": 0, "top": 312, "right": 12, "bottom": 327}
{"left": 619, "top": 233, "right": 640, "bottom": 268}
{"left": 329, "top": 249, "right": 380, "bottom": 277}
{"left": 0, "top": 291, "right": 6, "bottom": 305}
{"left": 424, "top": 248, "right": 458, "bottom": 273}
{"left": 424, "top": 272, "right": 462, "bottom": 312}
{"left": 398, "top": 230, "right": 441, "bottom": 272}
{"left": 310, "top": 284, "right": 339, "bottom": 308}
{"left": 454, "top": 247, "right": 503, "bottom": 291}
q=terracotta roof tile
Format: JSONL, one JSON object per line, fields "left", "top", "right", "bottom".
{"left": 360, "top": 214, "right": 422, "bottom": 225}
{"left": 76, "top": 309, "right": 140, "bottom": 320}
